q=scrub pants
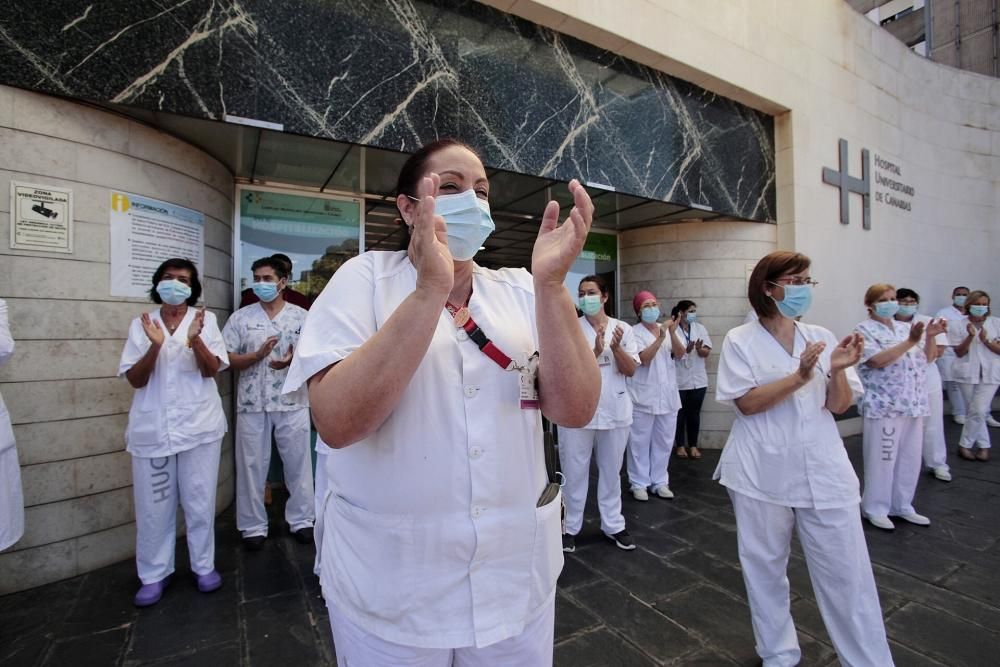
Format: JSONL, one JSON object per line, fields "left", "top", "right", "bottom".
{"left": 559, "top": 426, "right": 629, "bottom": 536}
{"left": 676, "top": 386, "right": 707, "bottom": 448}
{"left": 938, "top": 354, "right": 967, "bottom": 417}
{"left": 627, "top": 410, "right": 678, "bottom": 490}
{"left": 729, "top": 491, "right": 894, "bottom": 667}
{"left": 958, "top": 382, "right": 999, "bottom": 449}
{"left": 132, "top": 438, "right": 222, "bottom": 584}
{"left": 922, "top": 378, "right": 949, "bottom": 472}
{"left": 861, "top": 417, "right": 923, "bottom": 518}
{"left": 327, "top": 593, "right": 555, "bottom": 666}
{"left": 236, "top": 409, "right": 315, "bottom": 537}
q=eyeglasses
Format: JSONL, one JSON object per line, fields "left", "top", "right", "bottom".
{"left": 769, "top": 278, "right": 819, "bottom": 287}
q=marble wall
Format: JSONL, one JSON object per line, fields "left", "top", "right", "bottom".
{"left": 0, "top": 0, "right": 775, "bottom": 221}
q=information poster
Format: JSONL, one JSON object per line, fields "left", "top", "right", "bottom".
{"left": 109, "top": 191, "right": 204, "bottom": 297}
{"left": 10, "top": 182, "right": 73, "bottom": 253}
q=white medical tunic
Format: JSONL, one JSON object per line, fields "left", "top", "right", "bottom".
{"left": 282, "top": 251, "right": 562, "bottom": 649}
{"left": 675, "top": 321, "right": 713, "bottom": 390}
{"left": 627, "top": 323, "right": 681, "bottom": 415}
{"left": 713, "top": 322, "right": 863, "bottom": 510}
{"left": 577, "top": 316, "right": 640, "bottom": 429}
{"left": 948, "top": 316, "right": 1000, "bottom": 384}
{"left": 935, "top": 305, "right": 966, "bottom": 380}
{"left": 117, "top": 308, "right": 229, "bottom": 457}
{"left": 0, "top": 299, "right": 23, "bottom": 551}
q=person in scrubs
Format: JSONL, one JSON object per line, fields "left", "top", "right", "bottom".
{"left": 894, "top": 288, "right": 951, "bottom": 481}
{"left": 856, "top": 284, "right": 942, "bottom": 530}
{"left": 672, "top": 300, "right": 713, "bottom": 460}
{"left": 625, "top": 290, "right": 685, "bottom": 501}
{"left": 0, "top": 298, "right": 23, "bottom": 552}
{"left": 560, "top": 275, "right": 641, "bottom": 552}
{"left": 282, "top": 138, "right": 600, "bottom": 666}
{"left": 118, "top": 258, "right": 229, "bottom": 607}
{"left": 715, "top": 251, "right": 894, "bottom": 667}
{"left": 950, "top": 290, "right": 1000, "bottom": 461}
{"left": 936, "top": 286, "right": 970, "bottom": 424}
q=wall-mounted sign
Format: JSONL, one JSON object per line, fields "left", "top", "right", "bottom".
{"left": 109, "top": 191, "right": 204, "bottom": 298}
{"left": 872, "top": 153, "right": 914, "bottom": 212}
{"left": 822, "top": 139, "right": 871, "bottom": 230}
{"left": 10, "top": 181, "right": 73, "bottom": 253}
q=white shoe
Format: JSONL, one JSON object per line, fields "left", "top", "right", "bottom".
{"left": 933, "top": 467, "right": 953, "bottom": 482}
{"left": 630, "top": 486, "right": 649, "bottom": 502}
{"left": 865, "top": 514, "right": 895, "bottom": 530}
{"left": 895, "top": 512, "right": 931, "bottom": 526}
{"left": 954, "top": 415, "right": 966, "bottom": 425}
{"left": 987, "top": 416, "right": 1000, "bottom": 428}
{"left": 652, "top": 485, "right": 674, "bottom": 499}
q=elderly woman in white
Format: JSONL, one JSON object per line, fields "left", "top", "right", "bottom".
{"left": 715, "top": 251, "right": 894, "bottom": 667}
{"left": 282, "top": 138, "right": 600, "bottom": 666}
{"left": 950, "top": 289, "right": 1000, "bottom": 461}
{"left": 0, "top": 298, "right": 23, "bottom": 552}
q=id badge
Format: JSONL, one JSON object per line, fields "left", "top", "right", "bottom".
{"left": 598, "top": 352, "right": 612, "bottom": 368}
{"left": 519, "top": 352, "right": 540, "bottom": 410}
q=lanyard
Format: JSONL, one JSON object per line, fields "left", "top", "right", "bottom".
{"left": 445, "top": 302, "right": 525, "bottom": 372}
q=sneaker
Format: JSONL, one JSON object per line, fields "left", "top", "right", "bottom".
{"left": 631, "top": 486, "right": 649, "bottom": 502}
{"left": 894, "top": 513, "right": 931, "bottom": 526}
{"left": 932, "top": 467, "right": 953, "bottom": 482}
{"left": 196, "top": 570, "right": 222, "bottom": 593}
{"left": 292, "top": 527, "right": 314, "bottom": 544}
{"left": 242, "top": 535, "right": 266, "bottom": 551}
{"left": 652, "top": 485, "right": 675, "bottom": 499}
{"left": 954, "top": 415, "right": 966, "bottom": 425}
{"left": 605, "top": 529, "right": 636, "bottom": 550}
{"left": 133, "top": 576, "right": 170, "bottom": 607}
{"left": 987, "top": 416, "right": 1000, "bottom": 428}
{"left": 864, "top": 514, "right": 895, "bottom": 531}
{"left": 562, "top": 534, "right": 576, "bottom": 553}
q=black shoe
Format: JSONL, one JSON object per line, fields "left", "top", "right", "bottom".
{"left": 561, "top": 534, "right": 576, "bottom": 553}
{"left": 243, "top": 535, "right": 266, "bottom": 551}
{"left": 292, "top": 527, "right": 314, "bottom": 544}
{"left": 605, "top": 529, "right": 636, "bottom": 551}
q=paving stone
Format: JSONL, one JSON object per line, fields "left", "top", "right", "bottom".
{"left": 665, "top": 646, "right": 738, "bottom": 665}
{"left": 940, "top": 562, "right": 1000, "bottom": 607}
{"left": 887, "top": 640, "right": 949, "bottom": 667}
{"left": 62, "top": 559, "right": 138, "bottom": 637}
{"left": 622, "top": 493, "right": 697, "bottom": 528}
{"left": 554, "top": 627, "right": 657, "bottom": 667}
{"left": 45, "top": 627, "right": 127, "bottom": 666}
{"left": 573, "top": 539, "right": 692, "bottom": 605}
{"left": 554, "top": 591, "right": 600, "bottom": 642}
{"left": 147, "top": 641, "right": 241, "bottom": 666}
{"left": 240, "top": 539, "right": 301, "bottom": 601}
{"left": 666, "top": 515, "right": 741, "bottom": 566}
{"left": 244, "top": 590, "right": 322, "bottom": 666}
{"left": 872, "top": 563, "right": 1000, "bottom": 633}
{"left": 625, "top": 522, "right": 689, "bottom": 559}
{"left": 885, "top": 601, "right": 1000, "bottom": 667}
{"left": 557, "top": 552, "right": 601, "bottom": 589}
{"left": 653, "top": 584, "right": 759, "bottom": 665}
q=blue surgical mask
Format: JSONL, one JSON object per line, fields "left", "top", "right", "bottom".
{"left": 954, "top": 295, "right": 967, "bottom": 307}
{"left": 874, "top": 301, "right": 900, "bottom": 318}
{"left": 253, "top": 282, "right": 280, "bottom": 303}
{"left": 641, "top": 307, "right": 660, "bottom": 324}
{"left": 686, "top": 312, "right": 697, "bottom": 324}
{"left": 579, "top": 294, "right": 603, "bottom": 316}
{"left": 896, "top": 304, "right": 918, "bottom": 318}
{"left": 433, "top": 189, "right": 495, "bottom": 261}
{"left": 156, "top": 279, "right": 192, "bottom": 306}
{"left": 969, "top": 305, "right": 989, "bottom": 317}
{"left": 771, "top": 284, "right": 812, "bottom": 319}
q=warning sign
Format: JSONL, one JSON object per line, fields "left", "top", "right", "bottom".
{"left": 10, "top": 182, "right": 73, "bottom": 253}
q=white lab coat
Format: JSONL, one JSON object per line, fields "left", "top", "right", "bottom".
{"left": 0, "top": 299, "right": 24, "bottom": 551}
{"left": 948, "top": 316, "right": 1000, "bottom": 449}
{"left": 675, "top": 321, "right": 713, "bottom": 390}
{"left": 282, "top": 251, "right": 561, "bottom": 650}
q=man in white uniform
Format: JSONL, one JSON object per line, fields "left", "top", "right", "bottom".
{"left": 0, "top": 298, "right": 23, "bottom": 552}
{"left": 223, "top": 257, "right": 314, "bottom": 550}
{"left": 936, "top": 286, "right": 971, "bottom": 424}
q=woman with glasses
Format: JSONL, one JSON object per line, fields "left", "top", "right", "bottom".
{"left": 715, "top": 251, "right": 893, "bottom": 666}
{"left": 949, "top": 290, "right": 1000, "bottom": 461}
{"left": 855, "top": 284, "right": 942, "bottom": 531}
{"left": 671, "top": 300, "right": 712, "bottom": 460}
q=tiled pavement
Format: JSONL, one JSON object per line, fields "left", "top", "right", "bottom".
{"left": 2, "top": 419, "right": 999, "bottom": 666}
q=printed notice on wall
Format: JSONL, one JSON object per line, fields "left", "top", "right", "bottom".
{"left": 10, "top": 181, "right": 73, "bottom": 253}
{"left": 109, "top": 191, "right": 204, "bottom": 297}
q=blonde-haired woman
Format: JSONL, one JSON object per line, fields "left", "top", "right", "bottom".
{"left": 949, "top": 290, "right": 1000, "bottom": 461}
{"left": 855, "top": 283, "right": 943, "bottom": 531}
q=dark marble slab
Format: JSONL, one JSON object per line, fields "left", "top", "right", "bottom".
{"left": 554, "top": 627, "right": 657, "bottom": 667}
{"left": 0, "top": 0, "right": 775, "bottom": 220}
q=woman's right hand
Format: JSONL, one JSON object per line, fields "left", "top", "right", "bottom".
{"left": 140, "top": 313, "right": 165, "bottom": 346}
{"left": 593, "top": 324, "right": 606, "bottom": 356}
{"left": 797, "top": 341, "right": 825, "bottom": 381}
{"left": 907, "top": 320, "right": 926, "bottom": 343}
{"left": 410, "top": 174, "right": 454, "bottom": 297}
{"left": 257, "top": 336, "right": 279, "bottom": 360}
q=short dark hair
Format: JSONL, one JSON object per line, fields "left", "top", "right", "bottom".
{"left": 747, "top": 251, "right": 811, "bottom": 319}
{"left": 253, "top": 257, "right": 288, "bottom": 280}
{"left": 579, "top": 274, "right": 609, "bottom": 296}
{"left": 953, "top": 285, "right": 969, "bottom": 295}
{"left": 672, "top": 300, "right": 696, "bottom": 318}
{"left": 150, "top": 258, "right": 201, "bottom": 306}
{"left": 896, "top": 288, "right": 919, "bottom": 302}
{"left": 270, "top": 253, "right": 293, "bottom": 275}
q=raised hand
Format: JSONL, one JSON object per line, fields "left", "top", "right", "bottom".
{"left": 979, "top": 326, "right": 989, "bottom": 343}
{"left": 907, "top": 320, "right": 926, "bottom": 343}
{"left": 610, "top": 325, "right": 624, "bottom": 350}
{"left": 925, "top": 318, "right": 947, "bottom": 337}
{"left": 594, "top": 324, "right": 606, "bottom": 356}
{"left": 257, "top": 335, "right": 279, "bottom": 361}
{"left": 411, "top": 174, "right": 454, "bottom": 297}
{"left": 798, "top": 341, "right": 826, "bottom": 381}
{"left": 967, "top": 322, "right": 978, "bottom": 338}
{"left": 694, "top": 339, "right": 705, "bottom": 354}
{"left": 140, "top": 312, "right": 165, "bottom": 346}
{"left": 269, "top": 343, "right": 294, "bottom": 370}
{"left": 187, "top": 307, "right": 206, "bottom": 342}
{"left": 830, "top": 333, "right": 863, "bottom": 372}
{"left": 531, "top": 179, "right": 594, "bottom": 285}
{"left": 667, "top": 314, "right": 680, "bottom": 334}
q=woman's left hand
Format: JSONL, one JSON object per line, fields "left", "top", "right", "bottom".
{"left": 830, "top": 333, "right": 864, "bottom": 372}
{"left": 531, "top": 179, "right": 593, "bottom": 285}
{"left": 268, "top": 344, "right": 294, "bottom": 370}
{"left": 925, "top": 318, "right": 947, "bottom": 337}
{"left": 187, "top": 307, "right": 206, "bottom": 342}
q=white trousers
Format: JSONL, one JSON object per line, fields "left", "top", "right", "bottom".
{"left": 861, "top": 417, "right": 923, "bottom": 518}
{"left": 132, "top": 439, "right": 221, "bottom": 584}
{"left": 627, "top": 410, "right": 677, "bottom": 489}
{"left": 729, "top": 491, "right": 894, "bottom": 667}
{"left": 958, "top": 382, "right": 999, "bottom": 448}
{"left": 937, "top": 355, "right": 967, "bottom": 416}
{"left": 313, "top": 450, "right": 331, "bottom": 577}
{"left": 327, "top": 593, "right": 555, "bottom": 666}
{"left": 922, "top": 382, "right": 948, "bottom": 471}
{"left": 559, "top": 426, "right": 629, "bottom": 536}
{"left": 0, "top": 444, "right": 24, "bottom": 551}
{"left": 236, "top": 409, "right": 315, "bottom": 536}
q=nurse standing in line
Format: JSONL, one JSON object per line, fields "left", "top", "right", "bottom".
{"left": 0, "top": 298, "right": 24, "bottom": 552}
{"left": 715, "top": 251, "right": 893, "bottom": 667}
{"left": 855, "top": 284, "right": 941, "bottom": 531}
{"left": 282, "top": 139, "right": 600, "bottom": 665}
{"left": 949, "top": 290, "right": 1000, "bottom": 461}
{"left": 936, "top": 286, "right": 970, "bottom": 424}
{"left": 560, "top": 274, "right": 641, "bottom": 553}
{"left": 625, "top": 291, "right": 685, "bottom": 501}
{"left": 673, "top": 300, "right": 713, "bottom": 460}
{"left": 118, "top": 258, "right": 229, "bottom": 607}
{"left": 894, "top": 288, "right": 951, "bottom": 482}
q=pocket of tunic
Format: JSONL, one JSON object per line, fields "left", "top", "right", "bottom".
{"left": 529, "top": 490, "right": 564, "bottom": 609}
